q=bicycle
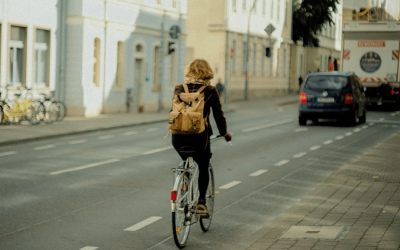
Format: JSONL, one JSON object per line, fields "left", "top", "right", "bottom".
{"left": 170, "top": 135, "right": 230, "bottom": 249}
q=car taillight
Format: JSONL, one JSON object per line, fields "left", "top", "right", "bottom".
{"left": 300, "top": 92, "right": 307, "bottom": 104}
{"left": 391, "top": 90, "right": 399, "bottom": 95}
{"left": 344, "top": 93, "right": 353, "bottom": 104}
{"left": 171, "top": 190, "right": 177, "bottom": 201}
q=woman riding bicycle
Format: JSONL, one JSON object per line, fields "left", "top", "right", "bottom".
{"left": 171, "top": 58, "right": 232, "bottom": 217}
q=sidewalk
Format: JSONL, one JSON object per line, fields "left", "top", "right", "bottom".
{"left": 247, "top": 133, "right": 400, "bottom": 250}
{"left": 0, "top": 94, "right": 299, "bottom": 146}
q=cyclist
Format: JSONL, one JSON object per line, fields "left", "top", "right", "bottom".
{"left": 171, "top": 58, "right": 232, "bottom": 218}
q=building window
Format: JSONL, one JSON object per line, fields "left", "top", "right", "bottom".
{"left": 232, "top": 40, "right": 236, "bottom": 73}
{"left": 34, "top": 29, "right": 50, "bottom": 88}
{"left": 242, "top": 0, "right": 246, "bottom": 11}
{"left": 271, "top": 1, "right": 274, "bottom": 20}
{"left": 157, "top": 0, "right": 162, "bottom": 4}
{"left": 9, "top": 26, "right": 27, "bottom": 87}
{"left": 276, "top": 48, "right": 280, "bottom": 76}
{"left": 232, "top": 0, "right": 237, "bottom": 12}
{"left": 153, "top": 46, "right": 160, "bottom": 88}
{"left": 242, "top": 41, "right": 247, "bottom": 72}
{"left": 300, "top": 54, "right": 303, "bottom": 76}
{"left": 170, "top": 45, "right": 177, "bottom": 87}
{"left": 172, "top": 0, "right": 177, "bottom": 8}
{"left": 93, "top": 38, "right": 101, "bottom": 87}
{"left": 277, "top": 0, "right": 280, "bottom": 21}
{"left": 263, "top": 0, "right": 266, "bottom": 16}
{"left": 116, "top": 41, "right": 125, "bottom": 89}
{"left": 0, "top": 24, "right": 2, "bottom": 82}
{"left": 253, "top": 0, "right": 257, "bottom": 13}
{"left": 283, "top": 48, "right": 287, "bottom": 76}
{"left": 284, "top": 1, "right": 288, "bottom": 26}
{"left": 253, "top": 42, "right": 256, "bottom": 74}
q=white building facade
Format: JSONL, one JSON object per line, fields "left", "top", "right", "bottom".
{"left": 0, "top": 0, "right": 187, "bottom": 117}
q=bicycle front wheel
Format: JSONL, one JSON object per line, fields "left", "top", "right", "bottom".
{"left": 200, "top": 164, "right": 215, "bottom": 232}
{"left": 172, "top": 173, "right": 191, "bottom": 248}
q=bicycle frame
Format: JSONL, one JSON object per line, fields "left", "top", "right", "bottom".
{"left": 171, "top": 157, "right": 200, "bottom": 222}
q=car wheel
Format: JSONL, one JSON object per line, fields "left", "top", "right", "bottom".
{"left": 312, "top": 119, "right": 318, "bottom": 124}
{"left": 299, "top": 117, "right": 307, "bottom": 126}
{"left": 359, "top": 107, "right": 367, "bottom": 124}
{"left": 348, "top": 110, "right": 359, "bottom": 126}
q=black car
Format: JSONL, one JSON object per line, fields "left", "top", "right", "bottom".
{"left": 299, "top": 72, "right": 367, "bottom": 126}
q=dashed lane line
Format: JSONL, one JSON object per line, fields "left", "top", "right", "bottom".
{"left": 80, "top": 247, "right": 99, "bottom": 250}
{"left": 335, "top": 136, "right": 344, "bottom": 140}
{"left": 249, "top": 169, "right": 268, "bottom": 176}
{"left": 369, "top": 120, "right": 400, "bottom": 124}
{"left": 34, "top": 145, "right": 55, "bottom": 150}
{"left": 98, "top": 135, "right": 114, "bottom": 140}
{"left": 243, "top": 119, "right": 294, "bottom": 133}
{"left": 274, "top": 160, "right": 290, "bottom": 166}
{"left": 69, "top": 139, "right": 87, "bottom": 144}
{"left": 294, "top": 128, "right": 308, "bottom": 132}
{"left": 293, "top": 152, "right": 307, "bottom": 158}
{"left": 124, "top": 216, "right": 163, "bottom": 232}
{"left": 124, "top": 131, "right": 137, "bottom": 135}
{"left": 219, "top": 181, "right": 242, "bottom": 189}
{"left": 345, "top": 132, "right": 353, "bottom": 136}
{"left": 0, "top": 151, "right": 17, "bottom": 157}
{"left": 323, "top": 140, "right": 333, "bottom": 145}
{"left": 354, "top": 128, "right": 361, "bottom": 132}
{"left": 142, "top": 146, "right": 174, "bottom": 155}
{"left": 310, "top": 145, "right": 321, "bottom": 151}
{"left": 50, "top": 159, "right": 120, "bottom": 175}
{"left": 362, "top": 125, "right": 368, "bottom": 129}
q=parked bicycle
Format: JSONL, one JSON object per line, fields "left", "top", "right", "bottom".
{"left": 170, "top": 135, "right": 230, "bottom": 248}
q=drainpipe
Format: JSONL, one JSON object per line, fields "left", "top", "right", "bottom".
{"left": 58, "top": 0, "right": 67, "bottom": 103}
{"left": 244, "top": 0, "right": 258, "bottom": 101}
{"left": 158, "top": 10, "right": 166, "bottom": 112}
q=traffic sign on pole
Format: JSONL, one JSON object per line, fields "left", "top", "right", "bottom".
{"left": 264, "top": 24, "right": 276, "bottom": 36}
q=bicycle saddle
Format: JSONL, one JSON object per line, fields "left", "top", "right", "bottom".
{"left": 179, "top": 146, "right": 197, "bottom": 157}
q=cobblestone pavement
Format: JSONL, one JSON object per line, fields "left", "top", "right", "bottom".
{"left": 247, "top": 133, "right": 400, "bottom": 250}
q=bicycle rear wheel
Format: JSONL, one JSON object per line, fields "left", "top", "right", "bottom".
{"left": 172, "top": 173, "right": 191, "bottom": 248}
{"left": 200, "top": 164, "right": 215, "bottom": 232}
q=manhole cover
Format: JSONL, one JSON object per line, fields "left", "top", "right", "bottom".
{"left": 279, "top": 226, "right": 349, "bottom": 240}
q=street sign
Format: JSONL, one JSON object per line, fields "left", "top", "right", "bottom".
{"left": 387, "top": 73, "right": 397, "bottom": 82}
{"left": 264, "top": 24, "right": 275, "bottom": 36}
{"left": 169, "top": 25, "right": 181, "bottom": 39}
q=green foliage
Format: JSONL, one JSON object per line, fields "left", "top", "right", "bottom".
{"left": 292, "top": 0, "right": 339, "bottom": 47}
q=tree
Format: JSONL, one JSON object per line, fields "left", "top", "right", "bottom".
{"left": 292, "top": 0, "right": 339, "bottom": 47}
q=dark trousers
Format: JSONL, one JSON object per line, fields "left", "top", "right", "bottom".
{"left": 172, "top": 132, "right": 210, "bottom": 201}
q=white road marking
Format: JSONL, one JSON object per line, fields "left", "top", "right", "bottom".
{"left": 142, "top": 146, "right": 174, "bottom": 155}
{"left": 50, "top": 159, "right": 120, "bottom": 175}
{"left": 146, "top": 127, "right": 158, "bottom": 132}
{"left": 219, "top": 181, "right": 242, "bottom": 189}
{"left": 34, "top": 145, "right": 55, "bottom": 150}
{"left": 362, "top": 125, "right": 368, "bottom": 129}
{"left": 323, "top": 140, "right": 333, "bottom": 145}
{"left": 391, "top": 113, "right": 396, "bottom": 116}
{"left": 379, "top": 118, "right": 384, "bottom": 121}
{"left": 354, "top": 128, "right": 361, "bottom": 132}
{"left": 98, "top": 135, "right": 114, "bottom": 140}
{"left": 69, "top": 139, "right": 87, "bottom": 144}
{"left": 243, "top": 119, "right": 294, "bottom": 132}
{"left": 0, "top": 151, "right": 17, "bottom": 157}
{"left": 295, "top": 128, "right": 308, "bottom": 132}
{"left": 369, "top": 120, "right": 400, "bottom": 124}
{"left": 310, "top": 145, "right": 321, "bottom": 151}
{"left": 369, "top": 123, "right": 375, "bottom": 126}
{"left": 345, "top": 132, "right": 353, "bottom": 136}
{"left": 80, "top": 247, "right": 99, "bottom": 250}
{"left": 274, "top": 160, "right": 290, "bottom": 166}
{"left": 278, "top": 107, "right": 284, "bottom": 112}
{"left": 124, "top": 216, "right": 163, "bottom": 232}
{"left": 250, "top": 169, "right": 268, "bottom": 176}
{"left": 293, "top": 152, "right": 307, "bottom": 158}
{"left": 124, "top": 131, "right": 137, "bottom": 135}
{"left": 335, "top": 136, "right": 344, "bottom": 140}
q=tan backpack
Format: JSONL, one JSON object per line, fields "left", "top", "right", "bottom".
{"left": 168, "top": 84, "right": 208, "bottom": 135}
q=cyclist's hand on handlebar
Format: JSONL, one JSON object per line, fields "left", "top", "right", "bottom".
{"left": 222, "top": 133, "right": 232, "bottom": 142}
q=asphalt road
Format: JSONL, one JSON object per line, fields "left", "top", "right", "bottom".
{"left": 0, "top": 103, "right": 399, "bottom": 250}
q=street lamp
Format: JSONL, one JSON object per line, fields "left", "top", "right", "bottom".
{"left": 244, "top": 0, "right": 258, "bottom": 101}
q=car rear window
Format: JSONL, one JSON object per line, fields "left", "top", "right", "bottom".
{"left": 304, "top": 76, "right": 350, "bottom": 91}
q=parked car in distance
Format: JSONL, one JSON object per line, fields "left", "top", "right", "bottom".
{"left": 299, "top": 72, "right": 367, "bottom": 126}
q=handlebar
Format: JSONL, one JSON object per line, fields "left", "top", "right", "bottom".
{"left": 210, "top": 134, "right": 233, "bottom": 146}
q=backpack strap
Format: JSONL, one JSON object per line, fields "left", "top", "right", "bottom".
{"left": 197, "top": 85, "right": 207, "bottom": 93}
{"left": 183, "top": 84, "right": 189, "bottom": 93}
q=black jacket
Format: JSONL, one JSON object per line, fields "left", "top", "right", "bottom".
{"left": 173, "top": 84, "right": 227, "bottom": 136}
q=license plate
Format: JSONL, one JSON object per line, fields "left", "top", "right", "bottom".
{"left": 317, "top": 97, "right": 335, "bottom": 103}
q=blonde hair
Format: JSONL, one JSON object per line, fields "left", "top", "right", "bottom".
{"left": 185, "top": 59, "right": 214, "bottom": 85}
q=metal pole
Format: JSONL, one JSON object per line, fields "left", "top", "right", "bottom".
{"left": 158, "top": 11, "right": 166, "bottom": 112}
{"left": 244, "top": 0, "right": 258, "bottom": 101}
{"left": 224, "top": 30, "right": 229, "bottom": 104}
{"left": 269, "top": 35, "right": 273, "bottom": 77}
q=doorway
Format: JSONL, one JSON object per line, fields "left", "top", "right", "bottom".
{"left": 134, "top": 58, "right": 144, "bottom": 112}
